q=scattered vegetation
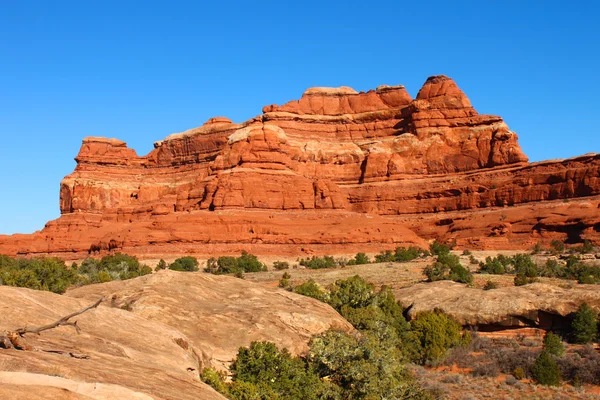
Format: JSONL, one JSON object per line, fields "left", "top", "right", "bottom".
{"left": 298, "top": 255, "right": 337, "bottom": 269}
{"left": 205, "top": 252, "right": 267, "bottom": 274}
{"left": 0, "top": 253, "right": 151, "bottom": 293}
{"left": 424, "top": 252, "right": 473, "bottom": 284}
{"left": 532, "top": 350, "right": 561, "bottom": 386}
{"left": 571, "top": 302, "right": 598, "bottom": 344}
{"left": 168, "top": 256, "right": 199, "bottom": 272}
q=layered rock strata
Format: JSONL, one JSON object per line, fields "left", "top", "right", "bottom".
{"left": 1, "top": 75, "right": 599, "bottom": 258}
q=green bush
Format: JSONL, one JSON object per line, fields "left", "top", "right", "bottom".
{"left": 204, "top": 252, "right": 266, "bottom": 275}
{"left": 155, "top": 259, "right": 167, "bottom": 271}
{"left": 408, "top": 309, "right": 464, "bottom": 364}
{"left": 425, "top": 253, "right": 473, "bottom": 284}
{"left": 0, "top": 256, "right": 79, "bottom": 294}
{"left": 550, "top": 240, "right": 565, "bottom": 255}
{"left": 168, "top": 256, "right": 199, "bottom": 272}
{"left": 532, "top": 351, "right": 561, "bottom": 386}
{"left": 273, "top": 261, "right": 289, "bottom": 270}
{"left": 479, "top": 256, "right": 511, "bottom": 275}
{"left": 571, "top": 303, "right": 598, "bottom": 344}
{"left": 374, "top": 250, "right": 396, "bottom": 263}
{"left": 299, "top": 256, "right": 337, "bottom": 269}
{"left": 394, "top": 246, "right": 423, "bottom": 262}
{"left": 79, "top": 253, "right": 151, "bottom": 283}
{"left": 278, "top": 272, "right": 291, "bottom": 288}
{"left": 347, "top": 252, "right": 370, "bottom": 265}
{"left": 429, "top": 240, "right": 453, "bottom": 256}
{"left": 483, "top": 280, "right": 498, "bottom": 290}
{"left": 543, "top": 332, "right": 565, "bottom": 357}
{"left": 293, "top": 280, "right": 326, "bottom": 302}
{"left": 327, "top": 275, "right": 375, "bottom": 311}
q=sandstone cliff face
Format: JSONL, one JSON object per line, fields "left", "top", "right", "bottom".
{"left": 1, "top": 75, "right": 599, "bottom": 258}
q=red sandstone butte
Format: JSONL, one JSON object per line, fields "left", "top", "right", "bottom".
{"left": 1, "top": 75, "right": 599, "bottom": 259}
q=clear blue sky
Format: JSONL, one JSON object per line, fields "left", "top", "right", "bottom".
{"left": 1, "top": 1, "right": 599, "bottom": 234}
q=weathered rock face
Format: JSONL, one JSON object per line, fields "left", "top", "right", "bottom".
{"left": 396, "top": 280, "right": 600, "bottom": 331}
{"left": 66, "top": 270, "right": 353, "bottom": 370}
{"left": 0, "top": 75, "right": 599, "bottom": 258}
{"left": 0, "top": 285, "right": 226, "bottom": 400}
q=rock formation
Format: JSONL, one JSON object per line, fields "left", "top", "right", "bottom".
{"left": 0, "top": 75, "right": 599, "bottom": 258}
{"left": 396, "top": 280, "right": 600, "bottom": 331}
{"left": 0, "top": 271, "right": 351, "bottom": 398}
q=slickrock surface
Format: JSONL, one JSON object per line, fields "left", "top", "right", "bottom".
{"left": 396, "top": 280, "right": 600, "bottom": 329}
{"left": 1, "top": 75, "right": 599, "bottom": 258}
{"left": 0, "top": 285, "right": 226, "bottom": 400}
{"left": 66, "top": 270, "right": 353, "bottom": 370}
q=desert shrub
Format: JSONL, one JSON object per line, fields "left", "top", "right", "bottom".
{"left": 543, "top": 332, "right": 565, "bottom": 357}
{"left": 407, "top": 309, "right": 463, "bottom": 364}
{"left": 483, "top": 280, "right": 498, "bottom": 290}
{"left": 556, "top": 345, "right": 600, "bottom": 385}
{"left": 79, "top": 253, "right": 151, "bottom": 283}
{"left": 531, "top": 351, "right": 561, "bottom": 386}
{"left": 273, "top": 261, "right": 289, "bottom": 270}
{"left": 168, "top": 256, "right": 199, "bottom": 272}
{"left": 472, "top": 361, "right": 500, "bottom": 377}
{"left": 0, "top": 256, "right": 79, "bottom": 294}
{"left": 538, "top": 258, "right": 562, "bottom": 278}
{"left": 299, "top": 255, "right": 337, "bottom": 269}
{"left": 514, "top": 273, "right": 535, "bottom": 286}
{"left": 155, "top": 259, "right": 167, "bottom": 271}
{"left": 328, "top": 275, "right": 375, "bottom": 311}
{"left": 571, "top": 302, "right": 598, "bottom": 344}
{"left": 293, "top": 279, "right": 326, "bottom": 302}
{"left": 513, "top": 367, "right": 525, "bottom": 380}
{"left": 205, "top": 252, "right": 266, "bottom": 274}
{"left": 512, "top": 254, "right": 537, "bottom": 277}
{"left": 238, "top": 251, "right": 267, "bottom": 273}
{"left": 532, "top": 241, "right": 544, "bottom": 254}
{"left": 429, "top": 240, "right": 453, "bottom": 256}
{"left": 579, "top": 240, "right": 595, "bottom": 254}
{"left": 462, "top": 249, "right": 472, "bottom": 256}
{"left": 394, "top": 246, "right": 423, "bottom": 262}
{"left": 200, "top": 368, "right": 229, "bottom": 395}
{"left": 425, "top": 253, "right": 473, "bottom": 284}
{"left": 374, "top": 250, "right": 396, "bottom": 263}
{"left": 308, "top": 331, "right": 428, "bottom": 399}
{"left": 347, "top": 252, "right": 370, "bottom": 265}
{"left": 278, "top": 272, "right": 291, "bottom": 288}
{"left": 479, "top": 255, "right": 512, "bottom": 275}
{"left": 487, "top": 346, "right": 539, "bottom": 375}
{"left": 469, "top": 255, "right": 478, "bottom": 265}
{"left": 230, "top": 341, "right": 329, "bottom": 399}
{"left": 550, "top": 239, "right": 565, "bottom": 255}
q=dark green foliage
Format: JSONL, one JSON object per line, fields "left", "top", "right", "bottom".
{"left": 327, "top": 275, "right": 375, "bottom": 311}
{"left": 293, "top": 279, "right": 326, "bottom": 302}
{"left": 514, "top": 273, "right": 535, "bottom": 286}
{"left": 347, "top": 252, "right": 370, "bottom": 265}
{"left": 155, "top": 259, "right": 167, "bottom": 271}
{"left": 513, "top": 254, "right": 537, "bottom": 277}
{"left": 532, "top": 241, "right": 544, "bottom": 254}
{"left": 204, "top": 252, "right": 267, "bottom": 274}
{"left": 483, "top": 280, "right": 498, "bottom": 290}
{"left": 543, "top": 332, "right": 565, "bottom": 357}
{"left": 168, "top": 256, "right": 199, "bottom": 272}
{"left": 200, "top": 368, "right": 229, "bottom": 395}
{"left": 394, "top": 246, "right": 423, "bottom": 262}
{"left": 538, "top": 258, "right": 562, "bottom": 278}
{"left": 273, "top": 261, "right": 289, "bottom": 270}
{"left": 308, "top": 331, "right": 429, "bottom": 399}
{"left": 425, "top": 253, "right": 473, "bottom": 284}
{"left": 550, "top": 240, "right": 565, "bottom": 255}
{"left": 462, "top": 249, "right": 472, "bottom": 256}
{"left": 408, "top": 309, "right": 464, "bottom": 364}
{"left": 429, "top": 240, "right": 454, "bottom": 256}
{"left": 479, "top": 255, "right": 511, "bottom": 275}
{"left": 299, "top": 255, "right": 337, "bottom": 269}
{"left": 571, "top": 303, "right": 598, "bottom": 344}
{"left": 278, "top": 272, "right": 291, "bottom": 288}
{"left": 531, "top": 351, "right": 561, "bottom": 386}
{"left": 374, "top": 250, "right": 395, "bottom": 263}
{"left": 0, "top": 256, "right": 79, "bottom": 294}
{"left": 79, "top": 253, "right": 151, "bottom": 283}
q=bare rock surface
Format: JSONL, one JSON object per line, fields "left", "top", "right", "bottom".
{"left": 0, "top": 285, "right": 225, "bottom": 400}
{"left": 66, "top": 270, "right": 353, "bottom": 370}
{"left": 396, "top": 280, "right": 600, "bottom": 329}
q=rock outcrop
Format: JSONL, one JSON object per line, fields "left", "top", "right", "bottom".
{"left": 0, "top": 272, "right": 352, "bottom": 398}
{"left": 396, "top": 281, "right": 600, "bottom": 330}
{"left": 66, "top": 270, "right": 353, "bottom": 370}
{"left": 0, "top": 75, "right": 599, "bottom": 258}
